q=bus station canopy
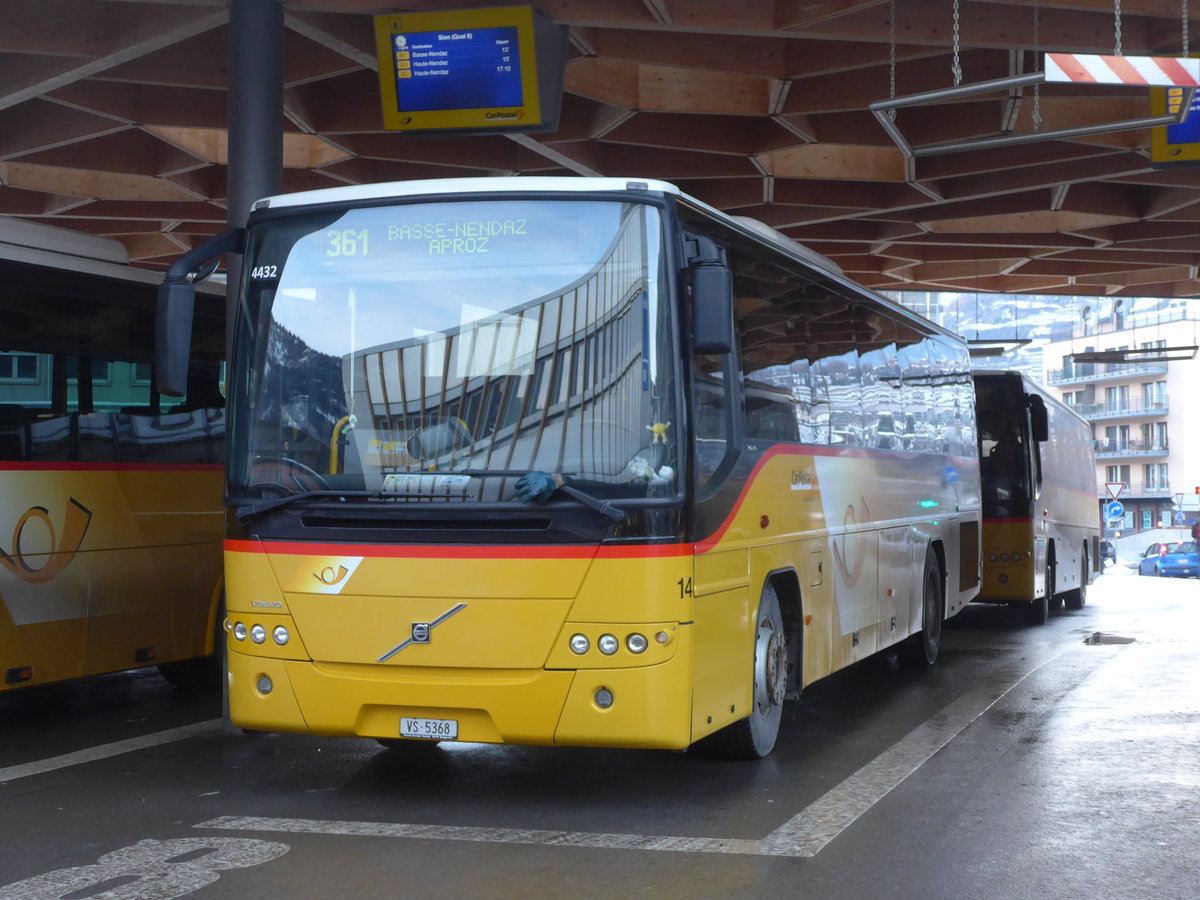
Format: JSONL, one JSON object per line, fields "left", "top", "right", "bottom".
{"left": 5, "top": 0, "right": 1200, "bottom": 297}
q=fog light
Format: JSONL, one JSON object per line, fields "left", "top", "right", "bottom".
{"left": 626, "top": 633, "right": 648, "bottom": 654}
{"left": 598, "top": 634, "right": 618, "bottom": 655}
{"left": 250, "top": 624, "right": 267, "bottom": 644}
{"left": 256, "top": 674, "right": 273, "bottom": 695}
{"left": 233, "top": 622, "right": 247, "bottom": 641}
{"left": 569, "top": 634, "right": 590, "bottom": 654}
{"left": 595, "top": 688, "right": 614, "bottom": 708}
{"left": 999, "top": 574, "right": 1009, "bottom": 584}
{"left": 656, "top": 631, "right": 669, "bottom": 645}
{"left": 272, "top": 626, "right": 289, "bottom": 646}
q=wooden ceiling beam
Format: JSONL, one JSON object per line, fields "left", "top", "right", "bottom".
{"left": 13, "top": 128, "right": 205, "bottom": 178}
{"left": 0, "top": 5, "right": 226, "bottom": 111}
{"left": 0, "top": 99, "right": 128, "bottom": 159}
{"left": 758, "top": 144, "right": 906, "bottom": 182}
{"left": 936, "top": 153, "right": 1151, "bottom": 202}
{"left": 781, "top": 52, "right": 1013, "bottom": 116}
{"left": 589, "top": 29, "right": 786, "bottom": 77}
{"left": 46, "top": 82, "right": 227, "bottom": 130}
{"left": 915, "top": 141, "right": 1119, "bottom": 180}
{"left": 604, "top": 113, "right": 766, "bottom": 155}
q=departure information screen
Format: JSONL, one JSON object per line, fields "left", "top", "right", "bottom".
{"left": 391, "top": 27, "right": 523, "bottom": 113}
{"left": 373, "top": 7, "right": 548, "bottom": 132}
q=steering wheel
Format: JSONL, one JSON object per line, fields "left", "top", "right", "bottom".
{"left": 249, "top": 457, "right": 330, "bottom": 493}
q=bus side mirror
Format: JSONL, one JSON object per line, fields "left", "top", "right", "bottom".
{"left": 687, "top": 236, "right": 733, "bottom": 355}
{"left": 155, "top": 228, "right": 246, "bottom": 397}
{"left": 1028, "top": 395, "right": 1049, "bottom": 442}
{"left": 156, "top": 279, "right": 196, "bottom": 397}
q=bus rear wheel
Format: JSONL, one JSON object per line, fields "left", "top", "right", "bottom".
{"left": 712, "top": 583, "right": 787, "bottom": 760}
{"left": 1064, "top": 551, "right": 1088, "bottom": 610}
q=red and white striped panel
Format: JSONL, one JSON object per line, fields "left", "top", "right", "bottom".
{"left": 1045, "top": 53, "right": 1200, "bottom": 87}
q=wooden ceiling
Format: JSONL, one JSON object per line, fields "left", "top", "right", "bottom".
{"left": 5, "top": 0, "right": 1200, "bottom": 296}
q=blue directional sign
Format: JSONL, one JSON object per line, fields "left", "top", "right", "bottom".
{"left": 1104, "top": 500, "right": 1125, "bottom": 521}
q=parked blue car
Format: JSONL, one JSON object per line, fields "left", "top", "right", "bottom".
{"left": 1138, "top": 541, "right": 1199, "bottom": 577}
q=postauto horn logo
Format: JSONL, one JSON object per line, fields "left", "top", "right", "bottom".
{"left": 0, "top": 499, "right": 93, "bottom": 583}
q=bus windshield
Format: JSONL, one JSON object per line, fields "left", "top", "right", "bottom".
{"left": 229, "top": 197, "right": 679, "bottom": 506}
{"left": 975, "top": 378, "right": 1033, "bottom": 515}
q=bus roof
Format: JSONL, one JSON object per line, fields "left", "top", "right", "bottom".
{"left": 252, "top": 176, "right": 684, "bottom": 211}
{"left": 0, "top": 216, "right": 130, "bottom": 265}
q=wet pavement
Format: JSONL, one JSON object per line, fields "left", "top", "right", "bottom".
{"left": 1, "top": 567, "right": 1197, "bottom": 899}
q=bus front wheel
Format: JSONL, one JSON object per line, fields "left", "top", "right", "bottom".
{"left": 1024, "top": 561, "right": 1052, "bottom": 625}
{"left": 904, "top": 548, "right": 943, "bottom": 665}
{"left": 713, "top": 583, "right": 787, "bottom": 760}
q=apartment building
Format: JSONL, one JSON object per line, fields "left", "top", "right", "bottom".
{"left": 1043, "top": 305, "right": 1200, "bottom": 535}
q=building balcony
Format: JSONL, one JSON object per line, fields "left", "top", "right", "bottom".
{"left": 1047, "top": 361, "right": 1168, "bottom": 386}
{"left": 1094, "top": 439, "right": 1169, "bottom": 459}
{"left": 1074, "top": 396, "right": 1169, "bottom": 420}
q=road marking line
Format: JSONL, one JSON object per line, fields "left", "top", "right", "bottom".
{"left": 199, "top": 657, "right": 1063, "bottom": 859}
{"left": 199, "top": 816, "right": 761, "bottom": 855}
{"left": 0, "top": 720, "right": 221, "bottom": 784}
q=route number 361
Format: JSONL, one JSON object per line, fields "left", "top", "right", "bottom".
{"left": 0, "top": 837, "right": 288, "bottom": 900}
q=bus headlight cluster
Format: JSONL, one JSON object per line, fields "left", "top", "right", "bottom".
{"left": 569, "top": 632, "right": 652, "bottom": 656}
{"left": 231, "top": 621, "right": 290, "bottom": 646}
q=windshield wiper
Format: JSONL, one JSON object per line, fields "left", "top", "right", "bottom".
{"left": 230, "top": 490, "right": 380, "bottom": 523}
{"left": 554, "top": 484, "right": 627, "bottom": 523}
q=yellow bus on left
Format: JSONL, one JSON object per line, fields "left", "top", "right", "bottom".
{"left": 0, "top": 218, "right": 225, "bottom": 691}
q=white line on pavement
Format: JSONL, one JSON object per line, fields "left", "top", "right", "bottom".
{"left": 0, "top": 720, "right": 221, "bottom": 784}
{"left": 200, "top": 655, "right": 1066, "bottom": 859}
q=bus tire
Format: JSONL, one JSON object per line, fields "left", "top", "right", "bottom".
{"left": 1064, "top": 550, "right": 1088, "bottom": 610}
{"left": 904, "top": 548, "right": 943, "bottom": 665}
{"left": 713, "top": 583, "right": 787, "bottom": 760}
{"left": 158, "top": 597, "right": 226, "bottom": 692}
{"left": 1024, "top": 561, "right": 1052, "bottom": 625}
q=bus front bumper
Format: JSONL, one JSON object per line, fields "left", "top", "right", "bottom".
{"left": 226, "top": 633, "right": 695, "bottom": 750}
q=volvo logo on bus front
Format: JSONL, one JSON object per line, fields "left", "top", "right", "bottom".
{"left": 376, "top": 603, "right": 467, "bottom": 662}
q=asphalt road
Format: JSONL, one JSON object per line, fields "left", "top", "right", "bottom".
{"left": 2, "top": 565, "right": 1197, "bottom": 900}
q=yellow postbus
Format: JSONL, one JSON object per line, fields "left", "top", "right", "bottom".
{"left": 0, "top": 218, "right": 225, "bottom": 691}
{"left": 973, "top": 370, "right": 1100, "bottom": 624}
{"left": 159, "top": 178, "right": 981, "bottom": 757}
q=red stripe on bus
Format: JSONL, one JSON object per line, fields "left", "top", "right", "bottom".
{"left": 225, "top": 538, "right": 695, "bottom": 560}
{"left": 0, "top": 462, "right": 222, "bottom": 472}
